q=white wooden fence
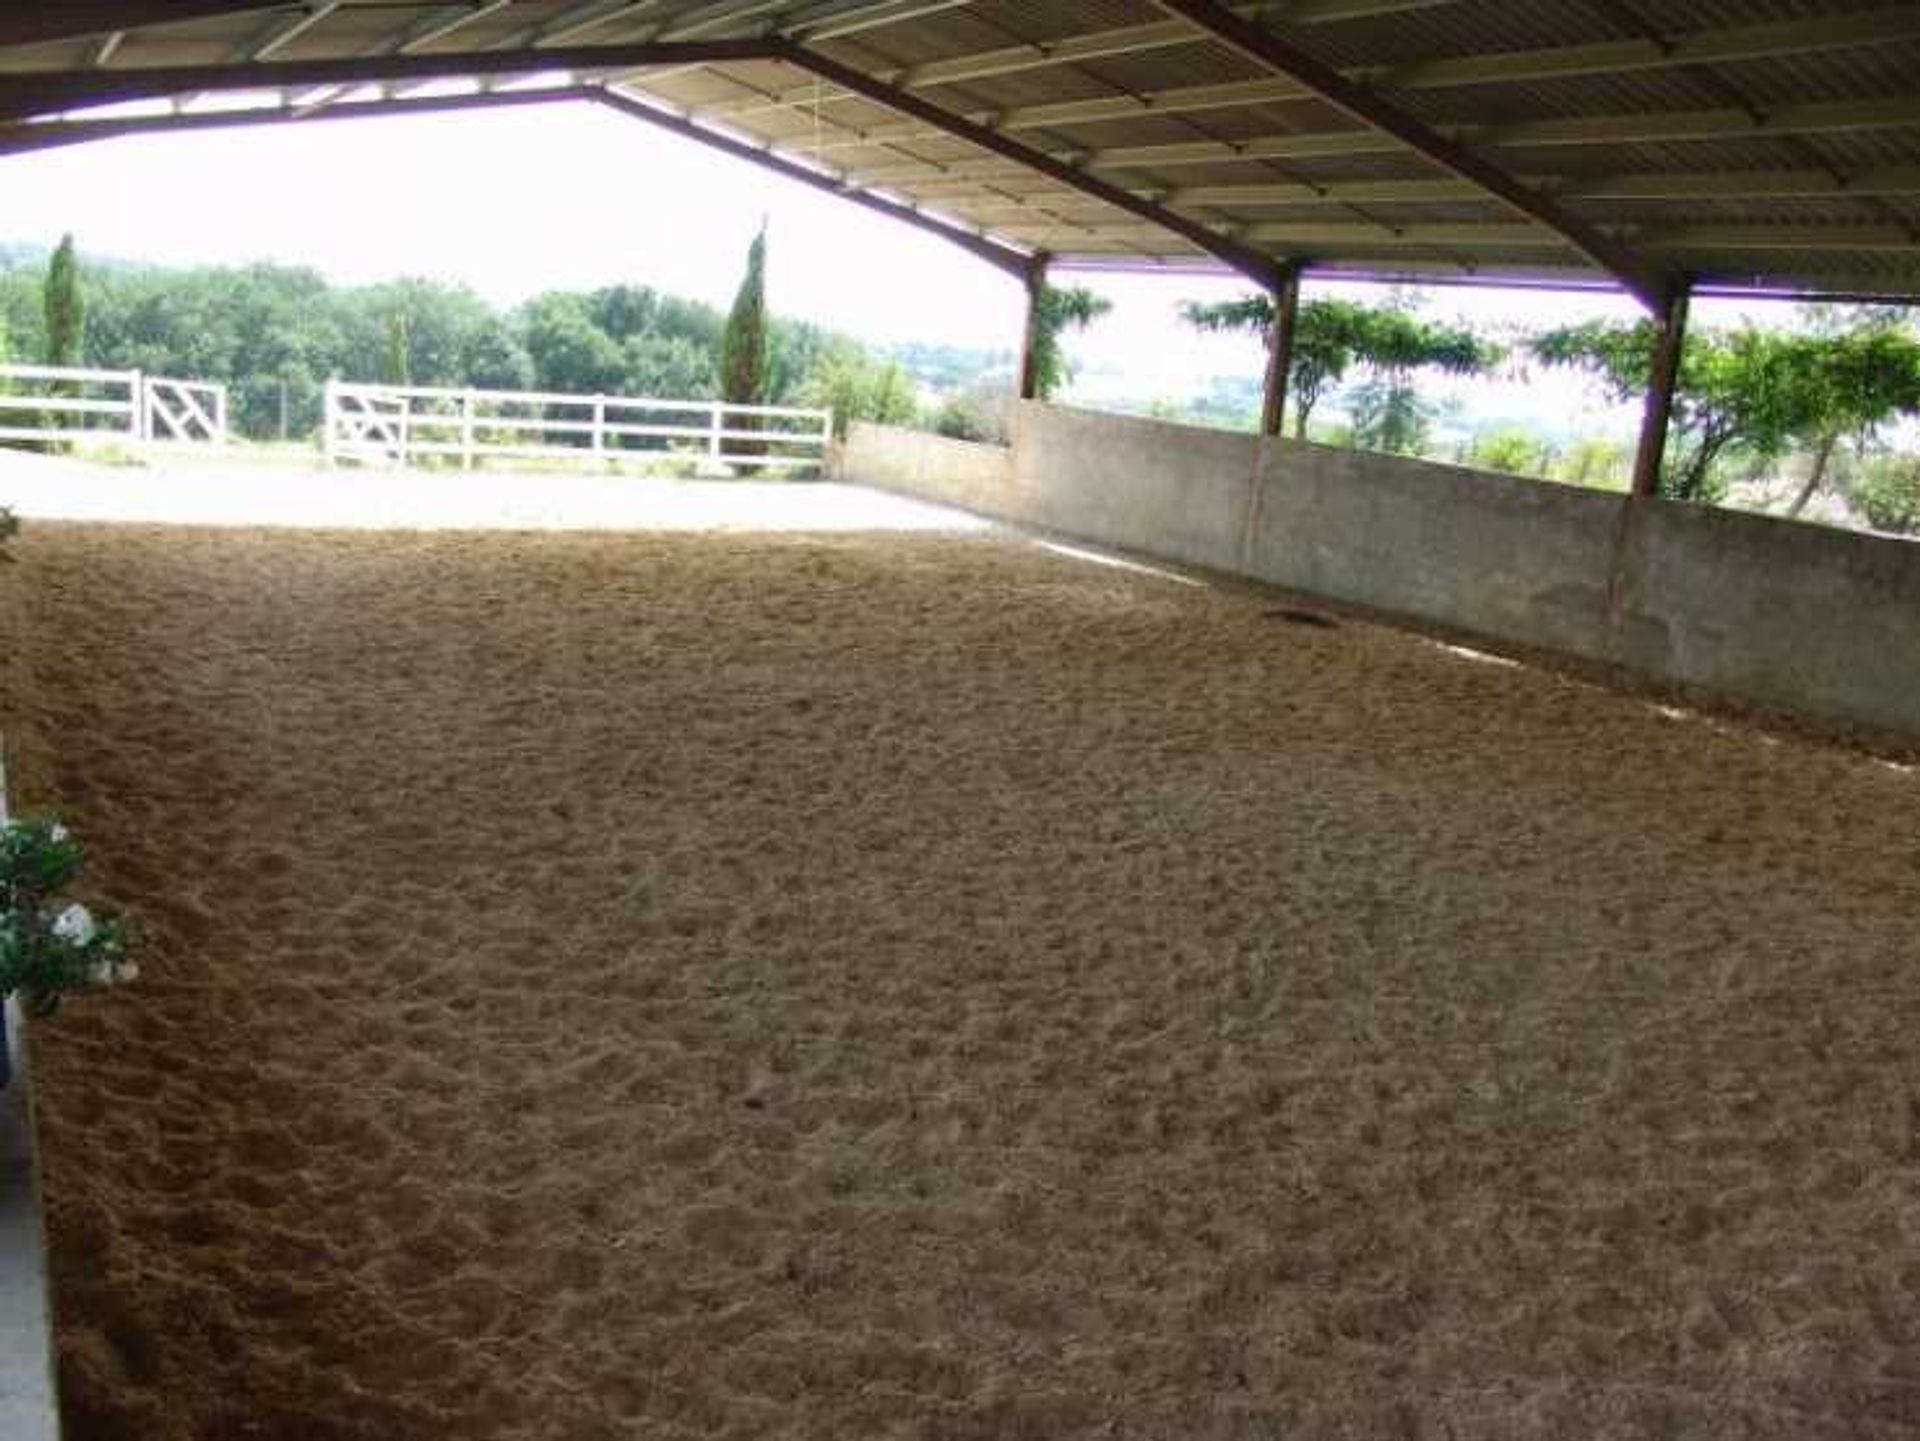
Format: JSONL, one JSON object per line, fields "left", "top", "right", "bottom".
{"left": 324, "top": 379, "right": 833, "bottom": 475}
{"left": 0, "top": 364, "right": 229, "bottom": 446}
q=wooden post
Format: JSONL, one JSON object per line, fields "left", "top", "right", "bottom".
{"left": 129, "top": 371, "right": 146, "bottom": 443}
{"left": 1260, "top": 264, "right": 1303, "bottom": 439}
{"left": 212, "top": 385, "right": 228, "bottom": 445}
{"left": 459, "top": 390, "right": 475, "bottom": 470}
{"left": 322, "top": 379, "right": 336, "bottom": 466}
{"left": 1016, "top": 252, "right": 1051, "bottom": 403}
{"left": 591, "top": 396, "right": 606, "bottom": 458}
{"left": 708, "top": 403, "right": 724, "bottom": 464}
{"left": 1630, "top": 284, "right": 1691, "bottom": 500}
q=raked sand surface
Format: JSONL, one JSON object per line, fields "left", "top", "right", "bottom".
{"left": 3, "top": 513, "right": 1920, "bottom": 1439}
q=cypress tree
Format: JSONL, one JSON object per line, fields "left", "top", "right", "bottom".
{"left": 719, "top": 226, "right": 768, "bottom": 470}
{"left": 39, "top": 235, "right": 85, "bottom": 446}
{"left": 43, "top": 234, "right": 85, "bottom": 369}
{"left": 720, "top": 225, "right": 768, "bottom": 408}
{"left": 383, "top": 311, "right": 412, "bottom": 387}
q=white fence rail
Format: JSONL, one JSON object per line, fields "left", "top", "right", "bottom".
{"left": 324, "top": 379, "right": 832, "bottom": 475}
{"left": 0, "top": 364, "right": 229, "bottom": 446}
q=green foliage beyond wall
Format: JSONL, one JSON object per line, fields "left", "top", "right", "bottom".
{"left": 0, "top": 245, "right": 967, "bottom": 443}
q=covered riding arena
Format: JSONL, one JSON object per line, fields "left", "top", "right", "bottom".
{"left": 2, "top": 4, "right": 1920, "bottom": 1439}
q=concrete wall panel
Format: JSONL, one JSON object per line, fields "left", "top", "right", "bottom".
{"left": 1010, "top": 403, "right": 1259, "bottom": 572}
{"left": 842, "top": 422, "right": 1015, "bottom": 517}
{"left": 841, "top": 409, "right": 1920, "bottom": 741}
{"left": 1248, "top": 439, "right": 1624, "bottom": 660}
{"left": 1616, "top": 501, "right": 1920, "bottom": 735}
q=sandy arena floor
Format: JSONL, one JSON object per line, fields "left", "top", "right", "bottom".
{"left": 4, "top": 515, "right": 1920, "bottom": 1439}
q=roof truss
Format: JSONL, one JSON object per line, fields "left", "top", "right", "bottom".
{"left": 0, "top": 2, "right": 278, "bottom": 49}
{"left": 0, "top": 0, "right": 1913, "bottom": 302}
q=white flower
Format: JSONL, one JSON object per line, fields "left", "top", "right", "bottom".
{"left": 51, "top": 903, "right": 96, "bottom": 947}
{"left": 114, "top": 961, "right": 139, "bottom": 985}
{"left": 47, "top": 824, "right": 69, "bottom": 844}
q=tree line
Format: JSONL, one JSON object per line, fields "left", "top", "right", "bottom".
{"left": 0, "top": 232, "right": 974, "bottom": 445}
{"left": 1179, "top": 290, "right": 1920, "bottom": 530}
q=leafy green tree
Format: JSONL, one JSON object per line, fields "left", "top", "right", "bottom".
{"left": 43, "top": 234, "right": 84, "bottom": 369}
{"left": 462, "top": 318, "right": 536, "bottom": 394}
{"left": 1777, "top": 323, "right": 1920, "bottom": 517}
{"left": 931, "top": 376, "right": 1013, "bottom": 444}
{"left": 1847, "top": 454, "right": 1920, "bottom": 533}
{"left": 1025, "top": 284, "right": 1112, "bottom": 401}
{"left": 1528, "top": 320, "right": 1920, "bottom": 505}
{"left": 1534, "top": 320, "right": 1732, "bottom": 501}
{"left": 1556, "top": 436, "right": 1631, "bottom": 491}
{"left": 802, "top": 342, "right": 920, "bottom": 438}
{"left": 517, "top": 294, "right": 623, "bottom": 396}
{"left": 721, "top": 225, "right": 769, "bottom": 409}
{"left": 1470, "top": 425, "right": 1555, "bottom": 478}
{"left": 622, "top": 333, "right": 715, "bottom": 400}
{"left": 765, "top": 317, "right": 836, "bottom": 408}
{"left": 1182, "top": 293, "right": 1497, "bottom": 440}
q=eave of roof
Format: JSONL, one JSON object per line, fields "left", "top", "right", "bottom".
{"left": 0, "top": 1, "right": 1915, "bottom": 305}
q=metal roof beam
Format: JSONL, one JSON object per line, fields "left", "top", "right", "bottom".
{"left": 0, "top": 38, "right": 781, "bottom": 122}
{"left": 0, "top": 83, "right": 591, "bottom": 159}
{"left": 706, "top": 4, "right": 1916, "bottom": 129}
{"left": 540, "top": 1, "right": 675, "bottom": 46}
{"left": 780, "top": 1, "right": 978, "bottom": 42}
{"left": 594, "top": 86, "right": 1034, "bottom": 279}
{"left": 395, "top": 1, "right": 518, "bottom": 54}
{"left": 500, "top": 1, "right": 643, "bottom": 47}
{"left": 912, "top": 0, "right": 1676, "bottom": 303}
{"left": 985, "top": 216, "right": 1920, "bottom": 256}
{"left": 240, "top": 1, "right": 340, "bottom": 61}
{"left": 0, "top": 3, "right": 283, "bottom": 49}
{"left": 774, "top": 40, "right": 1290, "bottom": 288}
{"left": 710, "top": 2, "right": 1447, "bottom": 121}
{"left": 830, "top": 92, "right": 1920, "bottom": 186}
{"left": 913, "top": 163, "right": 1920, "bottom": 213}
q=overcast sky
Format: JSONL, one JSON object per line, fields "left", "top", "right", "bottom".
{"left": 0, "top": 96, "right": 1784, "bottom": 427}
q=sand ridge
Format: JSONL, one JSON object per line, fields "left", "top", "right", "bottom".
{"left": 5, "top": 522, "right": 1920, "bottom": 1439}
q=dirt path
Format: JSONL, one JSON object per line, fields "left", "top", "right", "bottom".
{"left": 6, "top": 522, "right": 1920, "bottom": 1440}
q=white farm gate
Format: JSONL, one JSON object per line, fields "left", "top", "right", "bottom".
{"left": 0, "top": 364, "right": 229, "bottom": 447}
{"left": 324, "top": 379, "right": 833, "bottom": 476}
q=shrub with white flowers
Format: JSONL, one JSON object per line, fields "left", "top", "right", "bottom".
{"left": 0, "top": 818, "right": 134, "bottom": 1017}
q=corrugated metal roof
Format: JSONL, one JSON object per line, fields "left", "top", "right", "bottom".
{"left": 0, "top": 0, "right": 1915, "bottom": 300}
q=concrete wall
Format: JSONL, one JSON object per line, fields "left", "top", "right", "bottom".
{"left": 840, "top": 423, "right": 1014, "bottom": 517}
{"left": 1616, "top": 502, "right": 1920, "bottom": 736}
{"left": 1007, "top": 404, "right": 1260, "bottom": 572}
{"left": 1246, "top": 439, "right": 1625, "bottom": 662}
{"left": 842, "top": 405, "right": 1920, "bottom": 740}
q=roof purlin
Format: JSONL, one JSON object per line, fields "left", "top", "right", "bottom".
{"left": 0, "top": 38, "right": 781, "bottom": 125}
{"left": 778, "top": 41, "right": 1293, "bottom": 290}
{"left": 0, "top": 1, "right": 280, "bottom": 50}
{"left": 1143, "top": 0, "right": 1673, "bottom": 311}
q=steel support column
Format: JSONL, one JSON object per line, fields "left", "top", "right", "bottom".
{"left": 1260, "top": 263, "right": 1303, "bottom": 437}
{"left": 1630, "top": 284, "right": 1690, "bottom": 499}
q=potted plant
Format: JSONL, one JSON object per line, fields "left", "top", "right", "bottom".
{"left": 0, "top": 818, "right": 135, "bottom": 1086}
